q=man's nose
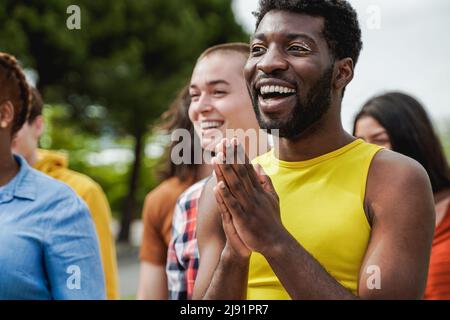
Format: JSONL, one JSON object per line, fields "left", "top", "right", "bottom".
{"left": 257, "top": 46, "right": 289, "bottom": 75}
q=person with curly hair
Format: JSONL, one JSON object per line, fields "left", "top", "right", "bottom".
{"left": 0, "top": 52, "right": 105, "bottom": 299}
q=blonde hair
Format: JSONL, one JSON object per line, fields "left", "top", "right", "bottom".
{"left": 197, "top": 42, "right": 250, "bottom": 63}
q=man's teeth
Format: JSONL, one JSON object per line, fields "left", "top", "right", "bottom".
{"left": 260, "top": 85, "right": 296, "bottom": 95}
{"left": 201, "top": 121, "right": 224, "bottom": 129}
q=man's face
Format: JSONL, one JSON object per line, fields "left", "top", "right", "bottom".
{"left": 244, "top": 10, "right": 335, "bottom": 139}
{"left": 189, "top": 52, "right": 259, "bottom": 151}
{"left": 12, "top": 116, "right": 43, "bottom": 162}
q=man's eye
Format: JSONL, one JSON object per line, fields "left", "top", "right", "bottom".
{"left": 288, "top": 44, "right": 311, "bottom": 53}
{"left": 251, "top": 45, "right": 266, "bottom": 55}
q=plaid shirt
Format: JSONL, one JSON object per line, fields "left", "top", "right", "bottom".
{"left": 166, "top": 178, "right": 209, "bottom": 300}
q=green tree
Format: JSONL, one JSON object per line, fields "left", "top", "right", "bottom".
{"left": 0, "top": 0, "right": 248, "bottom": 242}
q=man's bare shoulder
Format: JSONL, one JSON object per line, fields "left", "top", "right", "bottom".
{"left": 366, "top": 148, "right": 434, "bottom": 221}
{"left": 370, "top": 149, "right": 430, "bottom": 186}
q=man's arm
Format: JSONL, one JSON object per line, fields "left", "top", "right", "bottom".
{"left": 357, "top": 150, "right": 435, "bottom": 299}
{"left": 212, "top": 140, "right": 435, "bottom": 299}
{"left": 262, "top": 150, "right": 435, "bottom": 299}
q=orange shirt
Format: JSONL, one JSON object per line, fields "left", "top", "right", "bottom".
{"left": 139, "top": 177, "right": 193, "bottom": 265}
{"left": 425, "top": 199, "right": 450, "bottom": 299}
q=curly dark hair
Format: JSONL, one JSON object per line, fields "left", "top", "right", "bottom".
{"left": 0, "top": 52, "right": 31, "bottom": 135}
{"left": 254, "top": 0, "right": 363, "bottom": 66}
{"left": 156, "top": 84, "right": 200, "bottom": 183}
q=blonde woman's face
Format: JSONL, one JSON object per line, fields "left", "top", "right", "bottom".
{"left": 188, "top": 53, "right": 259, "bottom": 151}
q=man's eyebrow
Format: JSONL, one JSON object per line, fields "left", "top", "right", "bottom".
{"left": 251, "top": 32, "right": 317, "bottom": 44}
{"left": 285, "top": 33, "right": 317, "bottom": 44}
{"left": 251, "top": 33, "right": 267, "bottom": 42}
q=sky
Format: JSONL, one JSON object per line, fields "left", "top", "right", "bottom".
{"left": 232, "top": 0, "right": 450, "bottom": 132}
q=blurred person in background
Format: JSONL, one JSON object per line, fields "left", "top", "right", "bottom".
{"left": 0, "top": 52, "right": 104, "bottom": 299}
{"left": 12, "top": 87, "right": 118, "bottom": 299}
{"left": 137, "top": 85, "right": 211, "bottom": 300}
{"left": 354, "top": 92, "right": 450, "bottom": 300}
{"left": 167, "top": 43, "right": 269, "bottom": 300}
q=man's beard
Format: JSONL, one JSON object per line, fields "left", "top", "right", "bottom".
{"left": 252, "top": 66, "right": 334, "bottom": 140}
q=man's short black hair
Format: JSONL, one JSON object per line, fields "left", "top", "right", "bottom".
{"left": 254, "top": 0, "right": 363, "bottom": 66}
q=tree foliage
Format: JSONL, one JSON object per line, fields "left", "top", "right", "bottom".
{"left": 0, "top": 0, "right": 248, "bottom": 242}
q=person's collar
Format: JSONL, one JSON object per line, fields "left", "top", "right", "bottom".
{"left": 0, "top": 155, "right": 36, "bottom": 203}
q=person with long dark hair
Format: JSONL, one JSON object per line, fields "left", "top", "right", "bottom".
{"left": 354, "top": 92, "right": 450, "bottom": 299}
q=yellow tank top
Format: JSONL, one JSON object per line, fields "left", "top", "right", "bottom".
{"left": 248, "top": 139, "right": 382, "bottom": 299}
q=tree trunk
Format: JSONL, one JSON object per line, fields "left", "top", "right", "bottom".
{"left": 118, "top": 129, "right": 144, "bottom": 243}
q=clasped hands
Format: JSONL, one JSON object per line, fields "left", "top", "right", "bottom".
{"left": 211, "top": 137, "right": 284, "bottom": 260}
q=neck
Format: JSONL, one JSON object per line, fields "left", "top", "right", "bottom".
{"left": 0, "top": 142, "right": 19, "bottom": 187}
{"left": 274, "top": 108, "right": 354, "bottom": 162}
{"left": 27, "top": 148, "right": 39, "bottom": 167}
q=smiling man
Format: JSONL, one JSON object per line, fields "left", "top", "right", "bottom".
{"left": 193, "top": 0, "right": 435, "bottom": 300}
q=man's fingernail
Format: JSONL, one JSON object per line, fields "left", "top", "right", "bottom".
{"left": 220, "top": 181, "right": 226, "bottom": 189}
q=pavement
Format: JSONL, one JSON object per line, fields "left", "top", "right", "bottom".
{"left": 113, "top": 220, "right": 143, "bottom": 299}
{"left": 116, "top": 243, "right": 140, "bottom": 299}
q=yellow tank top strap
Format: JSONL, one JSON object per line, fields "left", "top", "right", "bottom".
{"left": 248, "top": 139, "right": 383, "bottom": 299}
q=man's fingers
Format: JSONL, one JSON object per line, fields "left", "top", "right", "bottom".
{"left": 214, "top": 184, "right": 231, "bottom": 223}
{"left": 215, "top": 138, "right": 227, "bottom": 158}
{"left": 215, "top": 184, "right": 249, "bottom": 255}
{"left": 231, "top": 138, "right": 264, "bottom": 190}
{"left": 212, "top": 156, "right": 225, "bottom": 184}
{"left": 254, "top": 164, "right": 278, "bottom": 199}
{"left": 226, "top": 138, "right": 256, "bottom": 194}
{"left": 216, "top": 180, "right": 245, "bottom": 219}
{"left": 216, "top": 151, "right": 248, "bottom": 202}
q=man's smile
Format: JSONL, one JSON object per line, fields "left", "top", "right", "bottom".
{"left": 255, "top": 79, "right": 297, "bottom": 116}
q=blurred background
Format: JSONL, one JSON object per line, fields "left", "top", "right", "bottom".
{"left": 1, "top": 0, "right": 449, "bottom": 298}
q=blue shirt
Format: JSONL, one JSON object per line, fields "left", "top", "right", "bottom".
{"left": 0, "top": 155, "right": 105, "bottom": 299}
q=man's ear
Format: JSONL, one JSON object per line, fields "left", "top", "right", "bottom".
{"left": 0, "top": 101, "right": 15, "bottom": 129}
{"left": 333, "top": 58, "right": 354, "bottom": 92}
{"left": 32, "top": 115, "right": 45, "bottom": 139}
